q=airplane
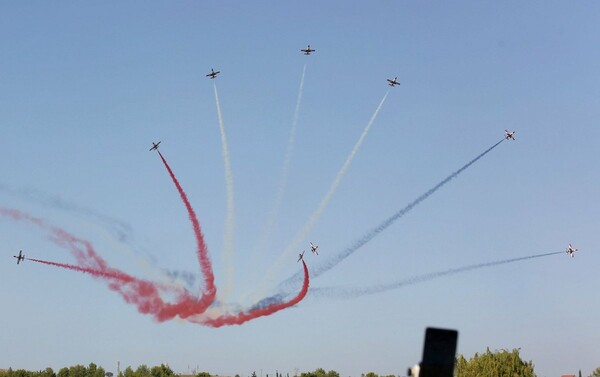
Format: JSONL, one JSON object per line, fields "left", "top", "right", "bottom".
{"left": 206, "top": 68, "right": 220, "bottom": 79}
{"left": 297, "top": 250, "right": 305, "bottom": 262}
{"left": 301, "top": 45, "right": 315, "bottom": 55}
{"left": 310, "top": 242, "right": 319, "bottom": 255}
{"left": 13, "top": 250, "right": 24, "bottom": 264}
{"left": 565, "top": 243, "right": 578, "bottom": 258}
{"left": 149, "top": 141, "right": 161, "bottom": 151}
{"left": 504, "top": 130, "right": 516, "bottom": 140}
{"left": 387, "top": 77, "right": 400, "bottom": 87}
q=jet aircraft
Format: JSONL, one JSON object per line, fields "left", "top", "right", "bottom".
{"left": 297, "top": 250, "right": 305, "bottom": 262}
{"left": 387, "top": 77, "right": 400, "bottom": 87}
{"left": 149, "top": 141, "right": 161, "bottom": 151}
{"left": 206, "top": 68, "right": 220, "bottom": 79}
{"left": 310, "top": 242, "right": 319, "bottom": 255}
{"left": 504, "top": 130, "right": 516, "bottom": 140}
{"left": 565, "top": 243, "right": 578, "bottom": 258}
{"left": 13, "top": 250, "right": 24, "bottom": 264}
{"left": 301, "top": 45, "right": 315, "bottom": 55}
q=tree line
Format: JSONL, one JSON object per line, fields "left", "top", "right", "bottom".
{"left": 2, "top": 356, "right": 599, "bottom": 377}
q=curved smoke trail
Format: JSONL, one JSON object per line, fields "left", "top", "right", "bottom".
{"left": 1, "top": 147, "right": 312, "bottom": 325}
{"left": 310, "top": 251, "right": 563, "bottom": 300}
{"left": 157, "top": 150, "right": 216, "bottom": 305}
{"left": 214, "top": 84, "right": 236, "bottom": 301}
{"left": 277, "top": 138, "right": 506, "bottom": 291}
{"left": 256, "top": 90, "right": 390, "bottom": 300}
{"left": 192, "top": 259, "right": 310, "bottom": 327}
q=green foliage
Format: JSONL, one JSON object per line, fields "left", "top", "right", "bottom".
{"left": 121, "top": 367, "right": 135, "bottom": 377}
{"left": 590, "top": 366, "right": 600, "bottom": 377}
{"left": 456, "top": 348, "right": 536, "bottom": 377}
{"left": 41, "top": 368, "right": 56, "bottom": 377}
{"left": 298, "top": 369, "right": 340, "bottom": 377}
{"left": 0, "top": 365, "right": 92, "bottom": 377}
{"left": 195, "top": 372, "right": 211, "bottom": 377}
{"left": 57, "top": 368, "right": 69, "bottom": 377}
{"left": 2, "top": 365, "right": 179, "bottom": 377}
{"left": 150, "top": 365, "right": 175, "bottom": 377}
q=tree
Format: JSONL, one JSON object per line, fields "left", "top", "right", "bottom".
{"left": 134, "top": 366, "right": 150, "bottom": 377}
{"left": 590, "top": 366, "right": 600, "bottom": 377}
{"left": 298, "top": 369, "right": 340, "bottom": 377}
{"left": 251, "top": 372, "right": 257, "bottom": 377}
{"left": 57, "top": 368, "right": 69, "bottom": 377}
{"left": 195, "top": 373, "right": 211, "bottom": 377}
{"left": 40, "top": 368, "right": 56, "bottom": 377}
{"left": 122, "top": 367, "right": 135, "bottom": 377}
{"left": 150, "top": 365, "right": 174, "bottom": 377}
{"left": 456, "top": 348, "right": 536, "bottom": 377}
{"left": 68, "top": 365, "right": 86, "bottom": 377}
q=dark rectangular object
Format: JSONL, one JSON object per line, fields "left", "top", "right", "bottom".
{"left": 419, "top": 327, "right": 458, "bottom": 377}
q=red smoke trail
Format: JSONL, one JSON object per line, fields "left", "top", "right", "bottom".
{"left": 156, "top": 150, "right": 216, "bottom": 309}
{"left": 1, "top": 207, "right": 213, "bottom": 321}
{"left": 195, "top": 260, "right": 310, "bottom": 327}
{"left": 2, "top": 145, "right": 310, "bottom": 325}
{"left": 0, "top": 207, "right": 102, "bottom": 269}
{"left": 26, "top": 256, "right": 210, "bottom": 321}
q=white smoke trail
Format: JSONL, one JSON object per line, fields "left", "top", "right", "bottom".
{"left": 214, "top": 84, "right": 236, "bottom": 301}
{"left": 251, "top": 64, "right": 307, "bottom": 270}
{"left": 278, "top": 138, "right": 506, "bottom": 290}
{"left": 253, "top": 90, "right": 390, "bottom": 302}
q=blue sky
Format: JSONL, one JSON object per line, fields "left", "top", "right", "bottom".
{"left": 1, "top": 1, "right": 599, "bottom": 377}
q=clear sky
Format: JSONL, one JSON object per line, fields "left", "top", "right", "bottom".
{"left": 1, "top": 1, "right": 599, "bottom": 377}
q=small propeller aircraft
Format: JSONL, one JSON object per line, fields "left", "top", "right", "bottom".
{"left": 149, "top": 141, "right": 161, "bottom": 151}
{"left": 301, "top": 45, "right": 315, "bottom": 55}
{"left": 310, "top": 242, "right": 319, "bottom": 255}
{"left": 387, "top": 77, "right": 400, "bottom": 87}
{"left": 13, "top": 250, "right": 25, "bottom": 264}
{"left": 565, "top": 243, "right": 578, "bottom": 258}
{"left": 297, "top": 250, "right": 305, "bottom": 262}
{"left": 504, "top": 130, "right": 516, "bottom": 140}
{"left": 206, "top": 68, "right": 220, "bottom": 79}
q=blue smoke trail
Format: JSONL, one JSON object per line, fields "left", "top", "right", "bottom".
{"left": 281, "top": 138, "right": 506, "bottom": 288}
{"left": 310, "top": 251, "right": 563, "bottom": 300}
{"left": 0, "top": 183, "right": 132, "bottom": 242}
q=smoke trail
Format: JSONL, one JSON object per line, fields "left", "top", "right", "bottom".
{"left": 27, "top": 257, "right": 210, "bottom": 321}
{"left": 156, "top": 150, "right": 216, "bottom": 306}
{"left": 257, "top": 90, "right": 390, "bottom": 299}
{"left": 27, "top": 257, "right": 136, "bottom": 282}
{"left": 4, "top": 205, "right": 308, "bottom": 325}
{"left": 0, "top": 181, "right": 193, "bottom": 284}
{"left": 311, "top": 251, "right": 563, "bottom": 300}
{"left": 253, "top": 64, "right": 307, "bottom": 264}
{"left": 279, "top": 138, "right": 506, "bottom": 289}
{"left": 214, "top": 84, "right": 236, "bottom": 300}
{"left": 0, "top": 182, "right": 132, "bottom": 242}
{"left": 2, "top": 208, "right": 211, "bottom": 321}
{"left": 192, "top": 259, "right": 309, "bottom": 327}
